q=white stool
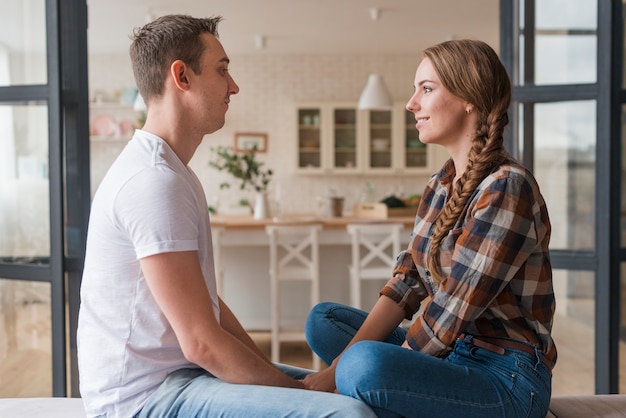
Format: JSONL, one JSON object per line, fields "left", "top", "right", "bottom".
{"left": 265, "top": 224, "right": 322, "bottom": 370}
{"left": 0, "top": 398, "right": 86, "bottom": 418}
{"left": 347, "top": 223, "right": 403, "bottom": 310}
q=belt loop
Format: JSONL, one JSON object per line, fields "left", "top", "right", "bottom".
{"left": 533, "top": 346, "right": 541, "bottom": 370}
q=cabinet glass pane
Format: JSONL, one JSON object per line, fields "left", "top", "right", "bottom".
{"left": 531, "top": 100, "right": 595, "bottom": 251}
{"left": 333, "top": 108, "right": 356, "bottom": 169}
{"left": 298, "top": 108, "right": 321, "bottom": 169}
{"left": 518, "top": 0, "right": 597, "bottom": 85}
{"left": 0, "top": 278, "right": 52, "bottom": 396}
{"left": 0, "top": 104, "right": 50, "bottom": 262}
{"left": 551, "top": 269, "right": 595, "bottom": 395}
{"left": 369, "top": 110, "right": 392, "bottom": 168}
{"left": 0, "top": 2, "right": 47, "bottom": 86}
{"left": 404, "top": 110, "right": 426, "bottom": 168}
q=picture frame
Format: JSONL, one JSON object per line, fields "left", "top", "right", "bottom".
{"left": 234, "top": 132, "right": 268, "bottom": 153}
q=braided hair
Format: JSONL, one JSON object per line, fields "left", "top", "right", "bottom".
{"left": 424, "top": 39, "right": 512, "bottom": 284}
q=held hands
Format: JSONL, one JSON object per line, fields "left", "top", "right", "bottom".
{"left": 302, "top": 363, "right": 337, "bottom": 393}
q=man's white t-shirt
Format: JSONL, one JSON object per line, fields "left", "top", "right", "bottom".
{"left": 77, "top": 130, "right": 219, "bottom": 417}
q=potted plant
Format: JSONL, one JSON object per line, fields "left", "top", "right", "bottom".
{"left": 209, "top": 145, "right": 273, "bottom": 219}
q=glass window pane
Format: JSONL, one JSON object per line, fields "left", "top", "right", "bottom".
{"left": 533, "top": 101, "right": 595, "bottom": 251}
{"left": 535, "top": 0, "right": 597, "bottom": 30}
{"left": 535, "top": 34, "right": 596, "bottom": 85}
{"left": 0, "top": 278, "right": 52, "bottom": 396}
{"left": 0, "top": 1, "right": 47, "bottom": 86}
{"left": 551, "top": 269, "right": 595, "bottom": 395}
{"left": 0, "top": 104, "right": 50, "bottom": 262}
{"left": 517, "top": 0, "right": 597, "bottom": 85}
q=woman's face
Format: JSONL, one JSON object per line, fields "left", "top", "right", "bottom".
{"left": 405, "top": 57, "right": 475, "bottom": 152}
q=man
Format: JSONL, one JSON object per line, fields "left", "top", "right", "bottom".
{"left": 77, "top": 15, "right": 376, "bottom": 418}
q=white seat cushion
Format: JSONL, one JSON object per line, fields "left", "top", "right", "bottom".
{"left": 0, "top": 398, "right": 86, "bottom": 418}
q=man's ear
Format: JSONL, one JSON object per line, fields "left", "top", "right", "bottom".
{"left": 170, "top": 60, "right": 191, "bottom": 92}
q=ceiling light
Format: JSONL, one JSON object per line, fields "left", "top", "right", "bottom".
{"left": 358, "top": 73, "right": 393, "bottom": 110}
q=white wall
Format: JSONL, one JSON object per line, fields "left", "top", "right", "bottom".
{"left": 89, "top": 52, "right": 442, "bottom": 213}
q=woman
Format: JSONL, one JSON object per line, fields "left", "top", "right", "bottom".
{"left": 304, "top": 39, "right": 557, "bottom": 418}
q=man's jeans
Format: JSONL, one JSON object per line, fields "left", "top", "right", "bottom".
{"left": 306, "top": 302, "right": 553, "bottom": 418}
{"left": 136, "top": 363, "right": 377, "bottom": 418}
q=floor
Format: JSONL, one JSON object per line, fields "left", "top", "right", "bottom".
{"left": 0, "top": 292, "right": 624, "bottom": 398}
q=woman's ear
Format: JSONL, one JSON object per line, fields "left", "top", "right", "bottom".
{"left": 465, "top": 104, "right": 475, "bottom": 115}
{"left": 170, "top": 60, "right": 190, "bottom": 91}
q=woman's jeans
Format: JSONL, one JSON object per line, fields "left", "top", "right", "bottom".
{"left": 136, "top": 362, "right": 377, "bottom": 418}
{"left": 305, "top": 302, "right": 553, "bottom": 418}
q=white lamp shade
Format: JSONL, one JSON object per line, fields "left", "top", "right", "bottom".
{"left": 358, "top": 73, "right": 393, "bottom": 110}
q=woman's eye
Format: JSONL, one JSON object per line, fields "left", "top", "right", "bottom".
{"left": 423, "top": 86, "right": 432, "bottom": 93}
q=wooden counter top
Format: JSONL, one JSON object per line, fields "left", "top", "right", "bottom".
{"left": 210, "top": 213, "right": 415, "bottom": 230}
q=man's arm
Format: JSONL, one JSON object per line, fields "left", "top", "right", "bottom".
{"left": 140, "top": 250, "right": 303, "bottom": 388}
{"left": 217, "top": 296, "right": 273, "bottom": 365}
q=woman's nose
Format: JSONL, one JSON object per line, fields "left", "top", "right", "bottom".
{"left": 406, "top": 94, "right": 418, "bottom": 112}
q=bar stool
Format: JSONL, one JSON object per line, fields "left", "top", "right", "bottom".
{"left": 346, "top": 223, "right": 404, "bottom": 310}
{"left": 211, "top": 226, "right": 224, "bottom": 295}
{"left": 265, "top": 224, "right": 322, "bottom": 370}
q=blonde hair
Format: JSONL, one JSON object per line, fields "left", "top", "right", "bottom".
{"left": 424, "top": 39, "right": 511, "bottom": 283}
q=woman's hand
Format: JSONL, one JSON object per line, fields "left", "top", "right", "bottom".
{"left": 302, "top": 364, "right": 337, "bottom": 393}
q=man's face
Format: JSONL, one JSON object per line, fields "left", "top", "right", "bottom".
{"left": 189, "top": 33, "right": 239, "bottom": 135}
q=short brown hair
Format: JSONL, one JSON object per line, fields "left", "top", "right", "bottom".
{"left": 129, "top": 15, "right": 222, "bottom": 102}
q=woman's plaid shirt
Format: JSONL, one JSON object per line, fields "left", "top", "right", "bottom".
{"left": 381, "top": 158, "right": 557, "bottom": 365}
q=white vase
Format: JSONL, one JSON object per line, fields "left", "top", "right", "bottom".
{"left": 253, "top": 191, "right": 270, "bottom": 220}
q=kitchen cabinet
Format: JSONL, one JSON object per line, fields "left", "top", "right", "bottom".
{"left": 296, "top": 102, "right": 361, "bottom": 174}
{"left": 296, "top": 102, "right": 439, "bottom": 175}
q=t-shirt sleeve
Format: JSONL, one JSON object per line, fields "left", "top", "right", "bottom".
{"left": 114, "top": 166, "right": 200, "bottom": 259}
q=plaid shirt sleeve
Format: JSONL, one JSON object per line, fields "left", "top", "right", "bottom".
{"left": 382, "top": 161, "right": 555, "bottom": 360}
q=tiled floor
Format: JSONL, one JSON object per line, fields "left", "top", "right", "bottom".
{"left": 0, "top": 295, "right": 625, "bottom": 397}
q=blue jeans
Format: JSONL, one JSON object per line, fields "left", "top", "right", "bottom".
{"left": 136, "top": 363, "right": 377, "bottom": 418}
{"left": 305, "top": 302, "right": 553, "bottom": 418}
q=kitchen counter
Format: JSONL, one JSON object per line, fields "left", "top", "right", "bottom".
{"left": 210, "top": 213, "right": 416, "bottom": 230}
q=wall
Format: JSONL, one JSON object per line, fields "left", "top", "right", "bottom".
{"left": 89, "top": 52, "right": 441, "bottom": 213}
